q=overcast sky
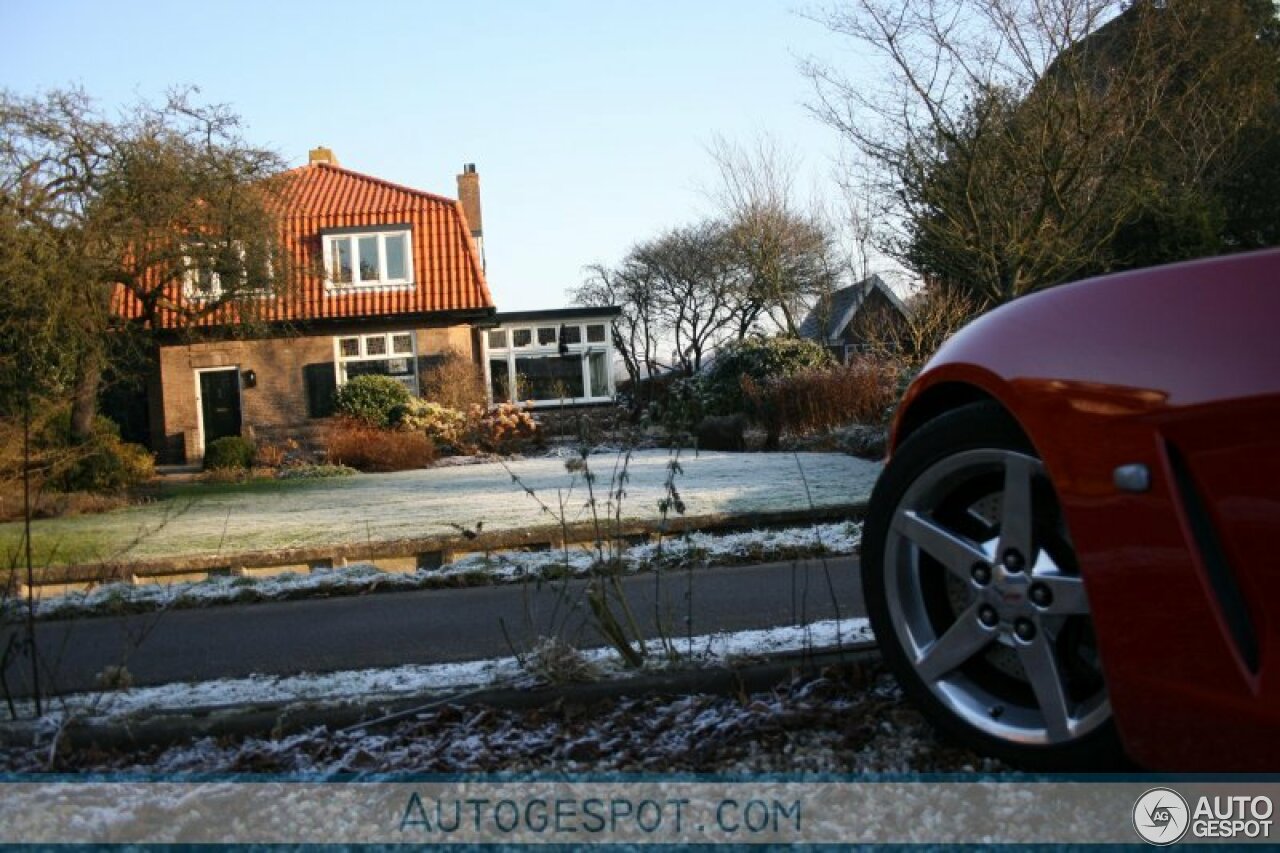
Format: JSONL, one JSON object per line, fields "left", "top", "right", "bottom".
{"left": 1, "top": 0, "right": 869, "bottom": 311}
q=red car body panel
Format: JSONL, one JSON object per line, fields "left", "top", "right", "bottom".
{"left": 892, "top": 249, "right": 1280, "bottom": 771}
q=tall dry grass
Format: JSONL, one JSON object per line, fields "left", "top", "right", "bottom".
{"left": 743, "top": 360, "right": 897, "bottom": 442}
{"left": 325, "top": 418, "right": 437, "bottom": 472}
{"left": 420, "top": 349, "right": 488, "bottom": 412}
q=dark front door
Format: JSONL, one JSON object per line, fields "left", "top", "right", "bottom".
{"left": 199, "top": 369, "right": 242, "bottom": 449}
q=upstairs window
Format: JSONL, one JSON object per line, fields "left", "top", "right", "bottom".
{"left": 323, "top": 227, "right": 413, "bottom": 288}
{"left": 183, "top": 240, "right": 273, "bottom": 302}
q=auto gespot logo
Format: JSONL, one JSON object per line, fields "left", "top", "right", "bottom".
{"left": 1133, "top": 787, "right": 1274, "bottom": 845}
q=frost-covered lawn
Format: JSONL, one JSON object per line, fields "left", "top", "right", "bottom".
{"left": 28, "top": 522, "right": 863, "bottom": 620}
{"left": 0, "top": 450, "right": 881, "bottom": 568}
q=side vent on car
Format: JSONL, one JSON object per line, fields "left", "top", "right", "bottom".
{"left": 1165, "top": 441, "right": 1260, "bottom": 673}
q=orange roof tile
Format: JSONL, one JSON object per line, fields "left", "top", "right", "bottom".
{"left": 113, "top": 162, "right": 494, "bottom": 327}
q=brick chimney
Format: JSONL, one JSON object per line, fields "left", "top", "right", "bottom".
{"left": 457, "top": 163, "right": 485, "bottom": 270}
{"left": 309, "top": 146, "right": 339, "bottom": 166}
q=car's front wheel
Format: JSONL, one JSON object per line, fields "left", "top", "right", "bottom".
{"left": 862, "top": 401, "right": 1122, "bottom": 769}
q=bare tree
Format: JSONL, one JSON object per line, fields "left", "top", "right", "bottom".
{"left": 802, "top": 0, "right": 1280, "bottom": 306}
{"left": 834, "top": 150, "right": 893, "bottom": 284}
{"left": 708, "top": 134, "right": 841, "bottom": 335}
{"left": 635, "top": 221, "right": 740, "bottom": 375}
{"left": 573, "top": 260, "right": 667, "bottom": 386}
{"left": 857, "top": 282, "right": 978, "bottom": 373}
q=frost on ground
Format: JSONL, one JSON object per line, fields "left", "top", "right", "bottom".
{"left": 28, "top": 521, "right": 862, "bottom": 620}
{"left": 0, "top": 449, "right": 881, "bottom": 567}
{"left": 0, "top": 665, "right": 1003, "bottom": 776}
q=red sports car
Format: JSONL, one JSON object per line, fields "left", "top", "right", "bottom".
{"left": 861, "top": 249, "right": 1280, "bottom": 771}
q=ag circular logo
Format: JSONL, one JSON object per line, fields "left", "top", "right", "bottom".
{"left": 1133, "top": 787, "right": 1190, "bottom": 845}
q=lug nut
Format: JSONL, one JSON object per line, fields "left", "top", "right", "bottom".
{"left": 1030, "top": 583, "right": 1053, "bottom": 608}
{"left": 978, "top": 605, "right": 999, "bottom": 627}
{"left": 1003, "top": 550, "right": 1026, "bottom": 572}
{"left": 971, "top": 562, "right": 992, "bottom": 585}
{"left": 1014, "top": 618, "right": 1036, "bottom": 642}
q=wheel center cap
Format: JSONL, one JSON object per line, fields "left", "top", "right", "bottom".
{"left": 991, "top": 571, "right": 1031, "bottom": 614}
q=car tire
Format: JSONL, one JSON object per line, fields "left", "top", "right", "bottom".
{"left": 862, "top": 400, "right": 1124, "bottom": 769}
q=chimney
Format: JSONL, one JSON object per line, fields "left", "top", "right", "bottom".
{"left": 309, "top": 146, "right": 339, "bottom": 166}
{"left": 457, "top": 163, "right": 485, "bottom": 269}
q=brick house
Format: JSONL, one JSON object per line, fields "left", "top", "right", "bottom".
{"left": 116, "top": 149, "right": 617, "bottom": 464}
{"left": 798, "top": 274, "right": 909, "bottom": 363}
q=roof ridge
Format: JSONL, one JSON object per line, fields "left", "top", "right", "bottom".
{"left": 286, "top": 161, "right": 461, "bottom": 207}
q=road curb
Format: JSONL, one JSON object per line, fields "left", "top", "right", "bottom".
{"left": 0, "top": 644, "right": 880, "bottom": 752}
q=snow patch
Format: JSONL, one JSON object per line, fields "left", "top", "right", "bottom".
{"left": 11, "top": 618, "right": 872, "bottom": 724}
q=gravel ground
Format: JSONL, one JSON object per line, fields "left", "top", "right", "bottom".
{"left": 1, "top": 664, "right": 1004, "bottom": 775}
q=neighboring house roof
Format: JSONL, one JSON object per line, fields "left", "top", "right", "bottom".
{"left": 113, "top": 161, "right": 494, "bottom": 328}
{"left": 798, "top": 274, "right": 908, "bottom": 344}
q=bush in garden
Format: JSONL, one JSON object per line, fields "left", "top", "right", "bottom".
{"left": 395, "top": 399, "right": 469, "bottom": 449}
{"left": 37, "top": 409, "right": 120, "bottom": 447}
{"left": 701, "top": 335, "right": 834, "bottom": 417}
{"left": 653, "top": 374, "right": 713, "bottom": 434}
{"left": 742, "top": 360, "right": 898, "bottom": 448}
{"left": 418, "top": 349, "right": 487, "bottom": 412}
{"left": 26, "top": 409, "right": 155, "bottom": 493}
{"left": 325, "top": 418, "right": 436, "bottom": 472}
{"left": 203, "top": 435, "right": 256, "bottom": 470}
{"left": 55, "top": 432, "right": 155, "bottom": 492}
{"left": 253, "top": 438, "right": 299, "bottom": 468}
{"left": 469, "top": 402, "right": 539, "bottom": 453}
{"left": 334, "top": 375, "right": 411, "bottom": 428}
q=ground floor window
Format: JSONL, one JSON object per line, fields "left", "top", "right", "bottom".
{"left": 335, "top": 331, "right": 418, "bottom": 394}
{"left": 485, "top": 321, "right": 613, "bottom": 405}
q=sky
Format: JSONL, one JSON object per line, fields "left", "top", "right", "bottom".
{"left": 0, "top": 0, "right": 870, "bottom": 311}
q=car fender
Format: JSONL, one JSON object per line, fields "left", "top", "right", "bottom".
{"left": 890, "top": 250, "right": 1280, "bottom": 769}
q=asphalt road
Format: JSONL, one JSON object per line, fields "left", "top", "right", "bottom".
{"left": 1, "top": 557, "right": 863, "bottom": 697}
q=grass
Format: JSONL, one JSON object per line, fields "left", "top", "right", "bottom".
{"left": 155, "top": 474, "right": 358, "bottom": 501}
{"left": 1, "top": 476, "right": 352, "bottom": 569}
{"left": 0, "top": 450, "right": 882, "bottom": 574}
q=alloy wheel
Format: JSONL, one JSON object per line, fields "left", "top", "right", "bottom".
{"left": 883, "top": 448, "right": 1110, "bottom": 746}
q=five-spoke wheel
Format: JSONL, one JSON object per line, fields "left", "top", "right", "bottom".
{"left": 862, "top": 402, "right": 1120, "bottom": 768}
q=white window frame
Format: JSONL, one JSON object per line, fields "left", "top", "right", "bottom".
{"left": 183, "top": 241, "right": 274, "bottom": 302}
{"left": 184, "top": 259, "right": 225, "bottom": 302}
{"left": 334, "top": 331, "right": 419, "bottom": 395}
{"left": 322, "top": 227, "right": 414, "bottom": 291}
{"left": 483, "top": 321, "right": 614, "bottom": 407}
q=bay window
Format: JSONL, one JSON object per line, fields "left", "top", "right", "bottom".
{"left": 485, "top": 321, "right": 614, "bottom": 405}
